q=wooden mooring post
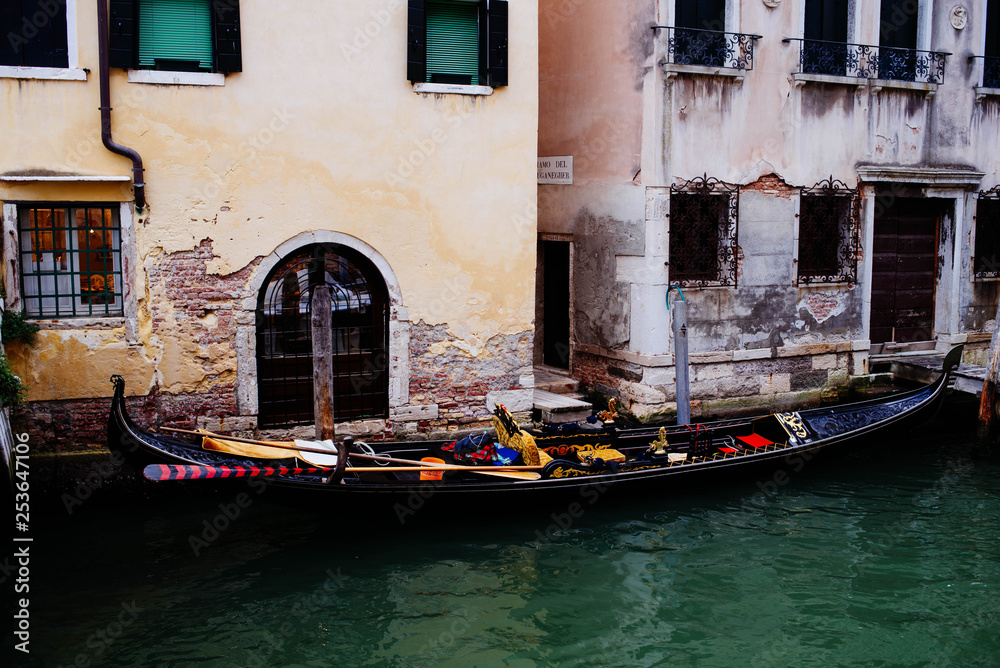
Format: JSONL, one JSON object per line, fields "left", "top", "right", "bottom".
{"left": 979, "top": 298, "right": 1000, "bottom": 445}
{"left": 312, "top": 285, "right": 336, "bottom": 441}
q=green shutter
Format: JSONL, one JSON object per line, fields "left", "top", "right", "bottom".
{"left": 426, "top": 1, "right": 479, "bottom": 85}
{"left": 138, "top": 0, "right": 213, "bottom": 71}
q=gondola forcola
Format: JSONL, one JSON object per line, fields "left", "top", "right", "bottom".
{"left": 108, "top": 346, "right": 963, "bottom": 501}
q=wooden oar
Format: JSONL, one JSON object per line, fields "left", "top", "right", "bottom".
{"left": 161, "top": 427, "right": 544, "bottom": 471}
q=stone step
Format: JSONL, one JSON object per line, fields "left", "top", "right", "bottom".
{"left": 533, "top": 389, "right": 593, "bottom": 424}
{"left": 533, "top": 366, "right": 579, "bottom": 395}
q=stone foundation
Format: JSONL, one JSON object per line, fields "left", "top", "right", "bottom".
{"left": 573, "top": 342, "right": 869, "bottom": 422}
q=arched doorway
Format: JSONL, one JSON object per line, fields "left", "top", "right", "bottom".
{"left": 255, "top": 244, "right": 389, "bottom": 427}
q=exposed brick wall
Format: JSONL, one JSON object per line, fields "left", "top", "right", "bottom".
{"left": 409, "top": 323, "right": 531, "bottom": 432}
{"left": 741, "top": 172, "right": 797, "bottom": 199}
{"left": 573, "top": 350, "right": 622, "bottom": 398}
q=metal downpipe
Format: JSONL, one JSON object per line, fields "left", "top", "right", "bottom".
{"left": 97, "top": 0, "right": 145, "bottom": 211}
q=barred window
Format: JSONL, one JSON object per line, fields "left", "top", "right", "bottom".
{"left": 18, "top": 205, "right": 123, "bottom": 318}
{"left": 669, "top": 176, "right": 739, "bottom": 288}
{"left": 975, "top": 188, "right": 1000, "bottom": 280}
{"left": 798, "top": 178, "right": 859, "bottom": 285}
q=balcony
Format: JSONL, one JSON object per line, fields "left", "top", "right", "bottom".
{"left": 783, "top": 38, "right": 949, "bottom": 90}
{"left": 653, "top": 26, "right": 762, "bottom": 78}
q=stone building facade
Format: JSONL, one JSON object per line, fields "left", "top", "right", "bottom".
{"left": 537, "top": 0, "right": 1000, "bottom": 419}
{"left": 1, "top": 1, "right": 538, "bottom": 448}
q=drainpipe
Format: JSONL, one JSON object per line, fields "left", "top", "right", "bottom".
{"left": 97, "top": 0, "right": 145, "bottom": 211}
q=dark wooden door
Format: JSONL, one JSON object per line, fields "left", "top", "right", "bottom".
{"left": 871, "top": 198, "right": 938, "bottom": 345}
{"left": 542, "top": 240, "right": 570, "bottom": 369}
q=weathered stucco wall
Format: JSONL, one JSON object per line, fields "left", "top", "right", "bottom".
{"left": 2, "top": 1, "right": 539, "bottom": 444}
{"left": 539, "top": 0, "right": 996, "bottom": 418}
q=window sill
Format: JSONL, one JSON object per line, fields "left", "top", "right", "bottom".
{"left": 412, "top": 82, "right": 493, "bottom": 96}
{"left": 975, "top": 86, "right": 1000, "bottom": 101}
{"left": 663, "top": 63, "right": 747, "bottom": 82}
{"left": 792, "top": 72, "right": 867, "bottom": 91}
{"left": 33, "top": 317, "right": 126, "bottom": 330}
{"left": 0, "top": 66, "right": 87, "bottom": 81}
{"left": 869, "top": 78, "right": 938, "bottom": 99}
{"left": 127, "top": 70, "right": 225, "bottom": 86}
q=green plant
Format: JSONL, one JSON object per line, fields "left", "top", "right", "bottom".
{"left": 0, "top": 353, "right": 27, "bottom": 408}
{"left": 1, "top": 309, "right": 40, "bottom": 346}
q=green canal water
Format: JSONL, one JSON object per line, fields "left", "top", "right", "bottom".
{"left": 16, "top": 427, "right": 1000, "bottom": 667}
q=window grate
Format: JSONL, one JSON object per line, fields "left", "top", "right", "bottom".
{"left": 974, "top": 186, "right": 1000, "bottom": 280}
{"left": 669, "top": 175, "right": 740, "bottom": 288}
{"left": 798, "top": 177, "right": 860, "bottom": 285}
{"left": 18, "top": 205, "right": 123, "bottom": 318}
{"left": 256, "top": 245, "right": 389, "bottom": 427}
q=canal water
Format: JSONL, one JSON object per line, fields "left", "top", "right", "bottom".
{"left": 15, "top": 423, "right": 1000, "bottom": 667}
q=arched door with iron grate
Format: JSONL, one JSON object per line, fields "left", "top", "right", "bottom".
{"left": 256, "top": 244, "right": 389, "bottom": 427}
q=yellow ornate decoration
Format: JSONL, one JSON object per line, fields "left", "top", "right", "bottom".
{"left": 491, "top": 404, "right": 542, "bottom": 466}
{"left": 648, "top": 427, "right": 669, "bottom": 456}
{"left": 776, "top": 412, "right": 808, "bottom": 440}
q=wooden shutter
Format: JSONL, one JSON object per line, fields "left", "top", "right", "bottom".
{"left": 212, "top": 0, "right": 241, "bottom": 73}
{"left": 109, "top": 0, "right": 137, "bottom": 69}
{"left": 426, "top": 1, "right": 479, "bottom": 85}
{"left": 486, "top": 0, "right": 507, "bottom": 87}
{"left": 407, "top": 0, "right": 426, "bottom": 83}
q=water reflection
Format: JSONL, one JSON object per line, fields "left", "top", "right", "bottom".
{"left": 23, "top": 434, "right": 1000, "bottom": 667}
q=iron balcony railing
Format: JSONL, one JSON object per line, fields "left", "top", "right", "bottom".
{"left": 783, "top": 38, "right": 950, "bottom": 85}
{"left": 969, "top": 55, "right": 1000, "bottom": 89}
{"left": 652, "top": 26, "right": 763, "bottom": 71}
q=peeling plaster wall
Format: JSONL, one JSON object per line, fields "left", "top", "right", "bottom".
{"left": 1, "top": 1, "right": 539, "bottom": 442}
{"left": 539, "top": 0, "right": 996, "bottom": 417}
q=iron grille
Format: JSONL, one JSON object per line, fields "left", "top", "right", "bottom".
{"left": 652, "top": 26, "right": 762, "bottom": 71}
{"left": 256, "top": 244, "right": 389, "bottom": 427}
{"left": 798, "top": 177, "right": 860, "bottom": 285}
{"left": 975, "top": 55, "right": 1000, "bottom": 89}
{"left": 18, "top": 204, "right": 123, "bottom": 318}
{"left": 974, "top": 186, "right": 1000, "bottom": 280}
{"left": 669, "top": 175, "right": 739, "bottom": 288}
{"left": 783, "top": 38, "right": 949, "bottom": 84}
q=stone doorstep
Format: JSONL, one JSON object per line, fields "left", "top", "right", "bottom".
{"left": 533, "top": 388, "right": 593, "bottom": 424}
{"left": 533, "top": 365, "right": 579, "bottom": 395}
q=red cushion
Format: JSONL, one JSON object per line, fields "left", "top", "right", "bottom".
{"left": 736, "top": 433, "right": 773, "bottom": 448}
{"left": 718, "top": 447, "right": 738, "bottom": 454}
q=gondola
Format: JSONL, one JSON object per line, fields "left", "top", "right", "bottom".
{"left": 107, "top": 346, "right": 963, "bottom": 509}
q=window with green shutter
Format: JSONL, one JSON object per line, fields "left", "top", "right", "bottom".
{"left": 407, "top": 0, "right": 508, "bottom": 89}
{"left": 426, "top": 1, "right": 480, "bottom": 85}
{"left": 138, "top": 0, "right": 212, "bottom": 71}
{"left": 109, "top": 0, "right": 242, "bottom": 73}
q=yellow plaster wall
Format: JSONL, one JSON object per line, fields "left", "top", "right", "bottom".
{"left": 1, "top": 1, "right": 539, "bottom": 401}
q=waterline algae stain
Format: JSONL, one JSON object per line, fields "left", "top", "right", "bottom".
{"left": 18, "top": 431, "right": 1000, "bottom": 666}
